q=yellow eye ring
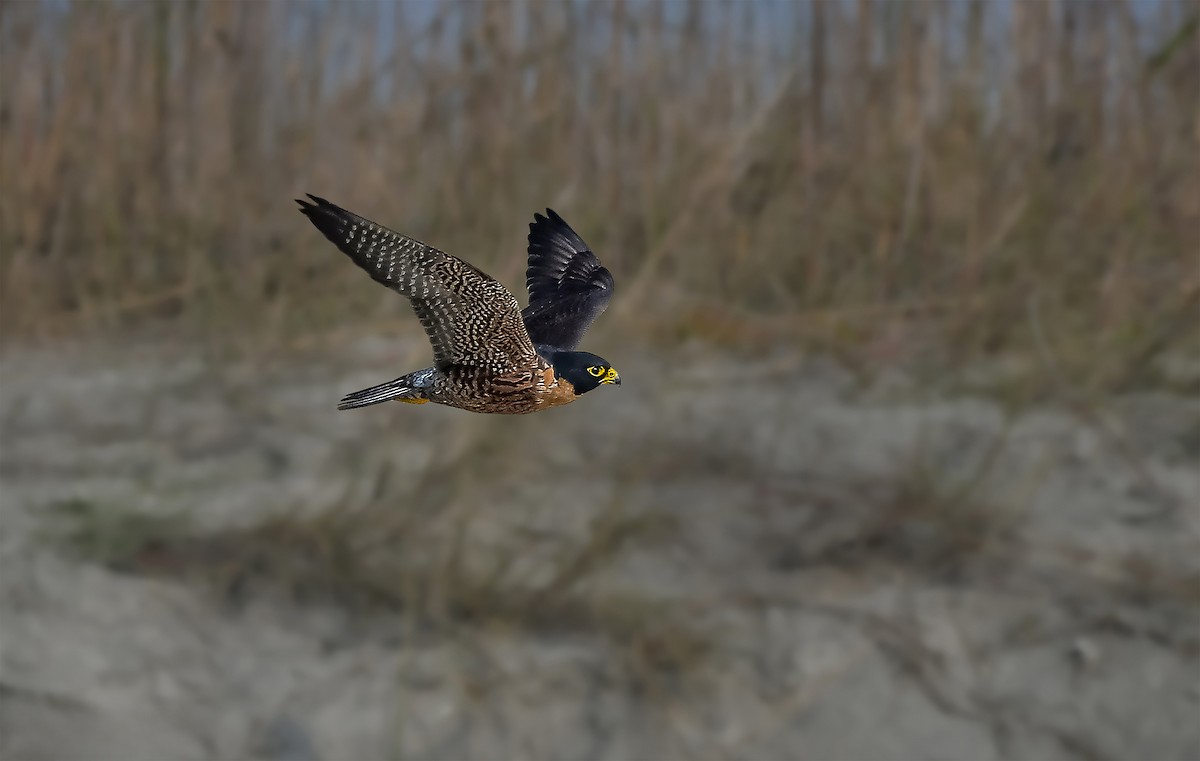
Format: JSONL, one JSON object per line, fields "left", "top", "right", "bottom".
{"left": 586, "top": 366, "right": 606, "bottom": 377}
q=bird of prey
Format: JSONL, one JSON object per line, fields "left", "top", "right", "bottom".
{"left": 296, "top": 195, "right": 619, "bottom": 414}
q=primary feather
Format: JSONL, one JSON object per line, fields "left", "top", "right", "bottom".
{"left": 521, "top": 209, "right": 614, "bottom": 351}
{"left": 297, "top": 194, "right": 538, "bottom": 373}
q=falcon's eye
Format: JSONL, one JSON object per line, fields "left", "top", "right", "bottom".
{"left": 586, "top": 365, "right": 607, "bottom": 377}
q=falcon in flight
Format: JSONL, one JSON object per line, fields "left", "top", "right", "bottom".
{"left": 296, "top": 195, "right": 619, "bottom": 414}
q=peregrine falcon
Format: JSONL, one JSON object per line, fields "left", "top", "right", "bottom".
{"left": 296, "top": 195, "right": 620, "bottom": 414}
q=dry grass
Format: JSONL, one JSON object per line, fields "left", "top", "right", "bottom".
{"left": 2, "top": 0, "right": 1196, "bottom": 391}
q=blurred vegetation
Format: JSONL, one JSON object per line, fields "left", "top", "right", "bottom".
{"left": 42, "top": 450, "right": 712, "bottom": 691}
{"left": 1, "top": 0, "right": 1197, "bottom": 390}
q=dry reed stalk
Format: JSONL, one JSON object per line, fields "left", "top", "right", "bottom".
{"left": 0, "top": 1, "right": 1194, "bottom": 387}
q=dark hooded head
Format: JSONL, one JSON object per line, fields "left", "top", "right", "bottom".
{"left": 550, "top": 351, "right": 621, "bottom": 395}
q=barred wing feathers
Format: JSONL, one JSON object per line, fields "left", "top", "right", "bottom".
{"left": 297, "top": 195, "right": 538, "bottom": 372}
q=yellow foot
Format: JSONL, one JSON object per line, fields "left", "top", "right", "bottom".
{"left": 398, "top": 398, "right": 430, "bottom": 404}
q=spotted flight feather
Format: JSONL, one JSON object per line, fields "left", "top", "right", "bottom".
{"left": 297, "top": 194, "right": 538, "bottom": 373}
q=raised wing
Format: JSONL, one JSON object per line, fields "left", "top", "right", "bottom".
{"left": 297, "top": 195, "right": 538, "bottom": 372}
{"left": 521, "top": 209, "right": 614, "bottom": 351}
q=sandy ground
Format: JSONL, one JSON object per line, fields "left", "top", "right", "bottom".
{"left": 1, "top": 335, "right": 1197, "bottom": 760}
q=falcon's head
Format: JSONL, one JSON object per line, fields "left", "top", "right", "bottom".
{"left": 550, "top": 351, "right": 621, "bottom": 395}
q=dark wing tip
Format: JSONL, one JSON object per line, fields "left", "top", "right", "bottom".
{"left": 527, "top": 207, "right": 586, "bottom": 247}
{"left": 296, "top": 194, "right": 334, "bottom": 214}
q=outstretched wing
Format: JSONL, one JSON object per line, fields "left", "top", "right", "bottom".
{"left": 297, "top": 195, "right": 538, "bottom": 372}
{"left": 521, "top": 209, "right": 614, "bottom": 351}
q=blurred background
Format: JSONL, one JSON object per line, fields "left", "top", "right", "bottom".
{"left": 1, "top": 1, "right": 1197, "bottom": 759}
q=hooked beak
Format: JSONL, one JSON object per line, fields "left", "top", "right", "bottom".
{"left": 603, "top": 367, "right": 621, "bottom": 386}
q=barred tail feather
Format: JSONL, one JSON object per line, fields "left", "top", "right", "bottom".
{"left": 337, "top": 376, "right": 424, "bottom": 410}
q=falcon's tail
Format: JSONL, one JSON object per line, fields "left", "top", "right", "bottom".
{"left": 337, "top": 370, "right": 434, "bottom": 410}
